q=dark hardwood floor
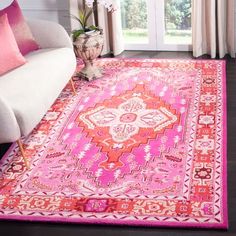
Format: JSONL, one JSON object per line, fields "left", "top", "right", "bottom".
{"left": 0, "top": 51, "right": 235, "bottom": 236}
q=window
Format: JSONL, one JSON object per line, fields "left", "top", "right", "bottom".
{"left": 164, "top": 0, "right": 191, "bottom": 45}
{"left": 120, "top": 0, "right": 192, "bottom": 51}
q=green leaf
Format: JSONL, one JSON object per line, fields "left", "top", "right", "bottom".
{"left": 72, "top": 29, "right": 85, "bottom": 41}
{"left": 79, "top": 10, "right": 86, "bottom": 23}
{"left": 71, "top": 14, "right": 85, "bottom": 30}
{"left": 89, "top": 25, "right": 99, "bottom": 31}
{"left": 84, "top": 9, "right": 94, "bottom": 27}
{"left": 70, "top": 4, "right": 98, "bottom": 32}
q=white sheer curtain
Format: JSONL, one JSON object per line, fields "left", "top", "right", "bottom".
{"left": 97, "top": 0, "right": 124, "bottom": 55}
{"left": 192, "top": 0, "right": 235, "bottom": 58}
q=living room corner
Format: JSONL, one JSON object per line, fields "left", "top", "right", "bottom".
{"left": 0, "top": 1, "right": 236, "bottom": 236}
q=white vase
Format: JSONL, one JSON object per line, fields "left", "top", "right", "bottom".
{"left": 74, "top": 31, "right": 104, "bottom": 81}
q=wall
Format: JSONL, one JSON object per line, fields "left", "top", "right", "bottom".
{"left": 0, "top": 0, "right": 71, "bottom": 32}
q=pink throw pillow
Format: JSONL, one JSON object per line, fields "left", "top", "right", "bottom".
{"left": 0, "top": 0, "right": 39, "bottom": 55}
{"left": 0, "top": 14, "right": 26, "bottom": 75}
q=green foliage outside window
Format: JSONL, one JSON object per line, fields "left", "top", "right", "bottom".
{"left": 121, "top": 0, "right": 147, "bottom": 29}
{"left": 165, "top": 0, "right": 191, "bottom": 30}
{"left": 121, "top": 0, "right": 191, "bottom": 30}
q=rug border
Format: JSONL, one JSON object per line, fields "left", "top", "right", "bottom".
{"left": 0, "top": 59, "right": 228, "bottom": 229}
{"left": 222, "top": 60, "right": 228, "bottom": 229}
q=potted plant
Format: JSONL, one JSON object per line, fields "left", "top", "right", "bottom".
{"left": 71, "top": 4, "right": 104, "bottom": 81}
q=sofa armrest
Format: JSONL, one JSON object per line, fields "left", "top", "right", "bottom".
{"left": 0, "top": 96, "right": 21, "bottom": 143}
{"left": 27, "top": 19, "right": 73, "bottom": 49}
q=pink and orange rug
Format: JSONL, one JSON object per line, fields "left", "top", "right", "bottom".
{"left": 0, "top": 59, "right": 227, "bottom": 228}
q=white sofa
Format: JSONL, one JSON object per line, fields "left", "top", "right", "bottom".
{"left": 0, "top": 19, "right": 77, "bottom": 145}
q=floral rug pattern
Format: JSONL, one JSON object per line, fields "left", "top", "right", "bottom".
{"left": 0, "top": 59, "right": 227, "bottom": 228}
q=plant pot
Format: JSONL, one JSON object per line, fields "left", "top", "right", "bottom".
{"left": 74, "top": 30, "right": 104, "bottom": 81}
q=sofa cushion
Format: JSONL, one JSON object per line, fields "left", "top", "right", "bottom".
{"left": 0, "top": 0, "right": 39, "bottom": 55}
{"left": 0, "top": 14, "right": 26, "bottom": 75}
{"left": 0, "top": 48, "right": 76, "bottom": 136}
